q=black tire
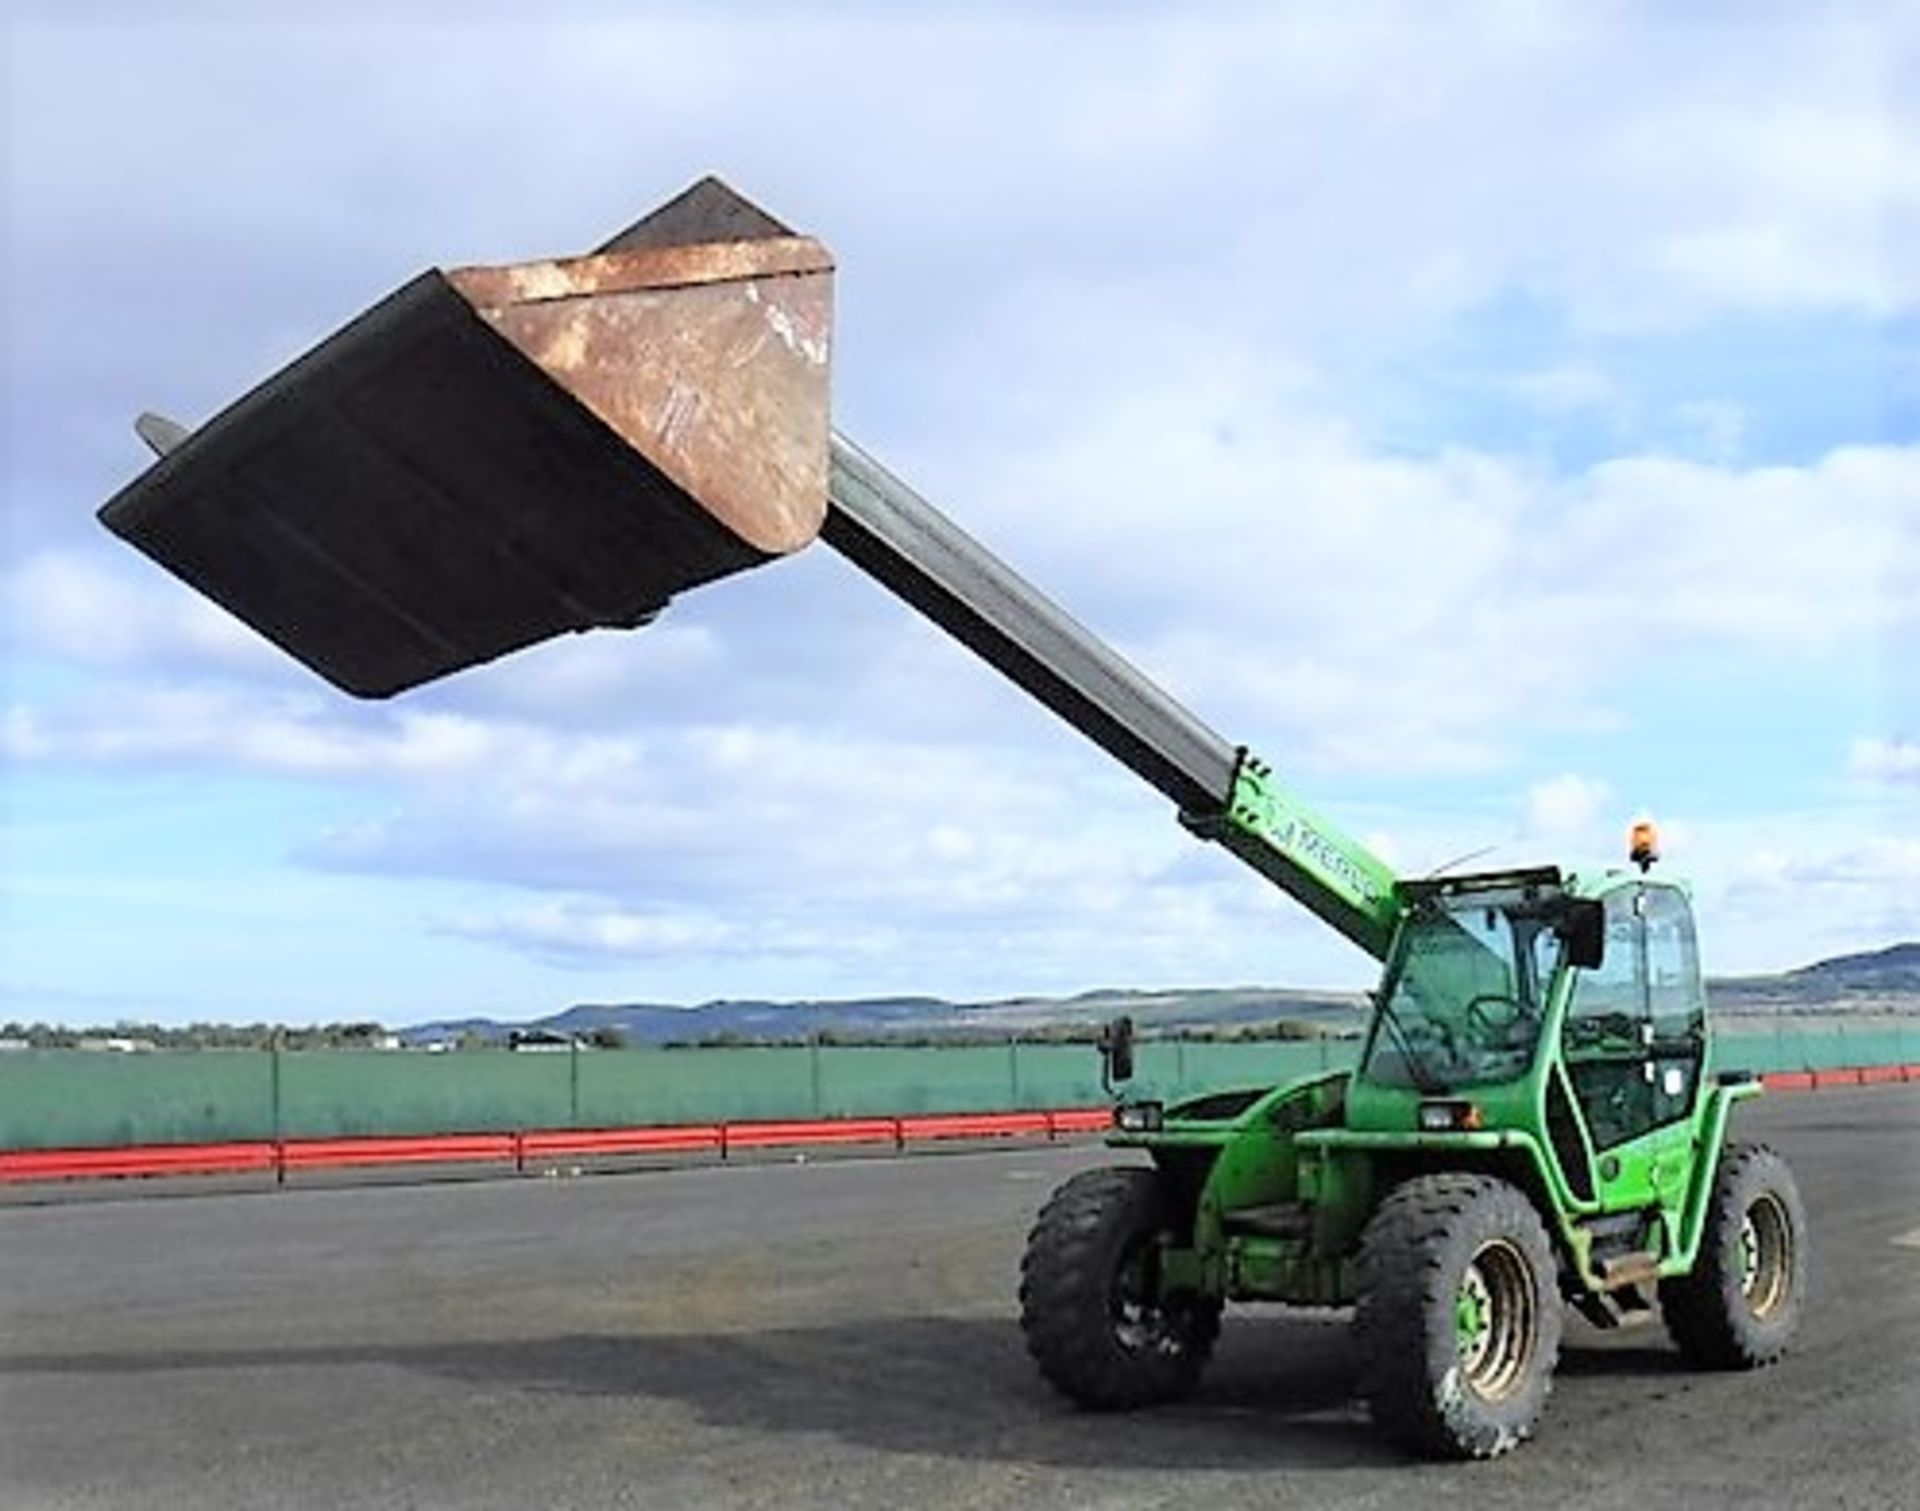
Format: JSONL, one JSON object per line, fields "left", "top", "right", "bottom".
{"left": 1659, "top": 1142, "right": 1807, "bottom": 1369}
{"left": 1019, "top": 1166, "right": 1221, "bottom": 1410}
{"left": 1355, "top": 1172, "right": 1562, "bottom": 1459}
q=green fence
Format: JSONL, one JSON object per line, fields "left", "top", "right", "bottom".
{"left": 0, "top": 1023, "right": 1910, "bottom": 1152}
{"left": 1710, "top": 1021, "right": 1920, "bottom": 1077}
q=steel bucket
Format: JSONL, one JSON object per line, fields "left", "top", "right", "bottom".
{"left": 98, "top": 179, "right": 833, "bottom": 697}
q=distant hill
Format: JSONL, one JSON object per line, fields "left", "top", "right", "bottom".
{"left": 1698, "top": 941, "right": 1920, "bottom": 1014}
{"left": 400, "top": 940, "right": 1920, "bottom": 1046}
{"left": 1784, "top": 941, "right": 1920, "bottom": 991}
{"left": 400, "top": 984, "right": 1369, "bottom": 1048}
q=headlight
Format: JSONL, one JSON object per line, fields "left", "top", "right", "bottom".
{"left": 1113, "top": 1101, "right": 1165, "bottom": 1133}
{"left": 1417, "top": 1100, "right": 1483, "bottom": 1132}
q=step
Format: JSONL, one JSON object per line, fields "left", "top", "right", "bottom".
{"left": 1223, "top": 1202, "right": 1314, "bottom": 1239}
{"left": 1597, "top": 1251, "right": 1661, "bottom": 1288}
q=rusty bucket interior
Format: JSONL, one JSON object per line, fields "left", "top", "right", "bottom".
{"left": 98, "top": 178, "right": 834, "bottom": 698}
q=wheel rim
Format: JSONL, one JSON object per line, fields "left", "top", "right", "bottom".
{"left": 1454, "top": 1239, "right": 1537, "bottom": 1401}
{"left": 1111, "top": 1242, "right": 1185, "bottom": 1356}
{"left": 1739, "top": 1193, "right": 1793, "bottom": 1320}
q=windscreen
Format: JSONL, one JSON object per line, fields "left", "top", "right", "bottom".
{"left": 1362, "top": 891, "right": 1564, "bottom": 1092}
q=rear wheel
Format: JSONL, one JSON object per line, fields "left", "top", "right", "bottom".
{"left": 1019, "top": 1166, "right": 1220, "bottom": 1409}
{"left": 1355, "top": 1173, "right": 1561, "bottom": 1459}
{"left": 1659, "top": 1142, "right": 1807, "bottom": 1368}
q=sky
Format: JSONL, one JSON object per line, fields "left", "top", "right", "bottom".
{"left": 2, "top": 1, "right": 1917, "bottom": 1027}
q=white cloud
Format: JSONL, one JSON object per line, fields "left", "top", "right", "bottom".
{"left": 1523, "top": 774, "right": 1613, "bottom": 840}
{"left": 0, "top": 683, "right": 661, "bottom": 791}
{"left": 975, "top": 352, "right": 1917, "bottom": 771}
{"left": 1639, "top": 811, "right": 1920, "bottom": 975}
{"left": 15, "top": 421, "right": 1842, "bottom": 800}
{"left": 1, "top": 551, "right": 286, "bottom": 681}
{"left": 9, "top": 11, "right": 1915, "bottom": 533}
{"left": 1668, "top": 400, "right": 1747, "bottom": 464}
{"left": 1850, "top": 738, "right": 1920, "bottom": 783}
{"left": 11, "top": 430, "right": 1914, "bottom": 908}
{"left": 1506, "top": 364, "right": 1620, "bottom": 416}
{"left": 437, "top": 898, "right": 735, "bottom": 963}
{"left": 1786, "top": 838, "right": 1920, "bottom": 887}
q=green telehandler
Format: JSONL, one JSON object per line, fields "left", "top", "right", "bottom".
{"left": 99, "top": 179, "right": 1806, "bottom": 1459}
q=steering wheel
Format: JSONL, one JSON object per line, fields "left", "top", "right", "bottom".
{"left": 1463, "top": 993, "right": 1525, "bottom": 1040}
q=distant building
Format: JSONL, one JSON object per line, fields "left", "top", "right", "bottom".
{"left": 508, "top": 1029, "right": 580, "bottom": 1053}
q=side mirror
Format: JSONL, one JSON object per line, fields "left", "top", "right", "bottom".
{"left": 1099, "top": 1015, "right": 1136, "bottom": 1090}
{"left": 1561, "top": 899, "right": 1606, "bottom": 970}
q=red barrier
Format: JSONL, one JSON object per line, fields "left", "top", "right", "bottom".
{"left": 0, "top": 1141, "right": 275, "bottom": 1182}
{"left": 520, "top": 1125, "right": 723, "bottom": 1159}
{"left": 900, "top": 1110, "right": 1055, "bottom": 1142}
{"left": 723, "top": 1117, "right": 902, "bottom": 1150}
{"left": 277, "top": 1133, "right": 517, "bottom": 1169}
{"left": 1761, "top": 1065, "right": 1920, "bottom": 1093}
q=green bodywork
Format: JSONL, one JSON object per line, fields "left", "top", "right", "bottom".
{"left": 1117, "top": 790, "right": 1758, "bottom": 1312}
{"left": 1184, "top": 751, "right": 1401, "bottom": 960}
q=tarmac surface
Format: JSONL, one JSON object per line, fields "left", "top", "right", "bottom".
{"left": 2, "top": 1085, "right": 1916, "bottom": 1510}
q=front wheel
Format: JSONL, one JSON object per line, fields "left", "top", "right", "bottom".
{"left": 1019, "top": 1166, "right": 1220, "bottom": 1410}
{"left": 1659, "top": 1142, "right": 1807, "bottom": 1368}
{"left": 1355, "top": 1173, "right": 1562, "bottom": 1459}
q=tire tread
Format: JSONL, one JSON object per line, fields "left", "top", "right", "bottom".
{"left": 1355, "top": 1172, "right": 1561, "bottom": 1459}
{"left": 1659, "top": 1141, "right": 1807, "bottom": 1369}
{"left": 1019, "top": 1166, "right": 1218, "bottom": 1410}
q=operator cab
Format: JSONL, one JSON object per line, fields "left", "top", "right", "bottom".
{"left": 1352, "top": 838, "right": 1712, "bottom": 1179}
{"left": 1358, "top": 866, "right": 1597, "bottom": 1095}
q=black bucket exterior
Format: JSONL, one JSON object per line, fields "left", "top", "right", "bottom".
{"left": 100, "top": 183, "right": 833, "bottom": 698}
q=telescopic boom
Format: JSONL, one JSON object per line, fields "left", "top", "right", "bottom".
{"left": 823, "top": 437, "right": 1399, "bottom": 958}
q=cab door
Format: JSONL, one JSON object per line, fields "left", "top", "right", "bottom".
{"left": 1558, "top": 883, "right": 1706, "bottom": 1218}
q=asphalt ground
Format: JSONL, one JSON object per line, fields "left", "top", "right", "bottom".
{"left": 1, "top": 1086, "right": 1915, "bottom": 1510}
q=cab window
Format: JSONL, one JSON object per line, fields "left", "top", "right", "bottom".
{"left": 1643, "top": 886, "right": 1705, "bottom": 1123}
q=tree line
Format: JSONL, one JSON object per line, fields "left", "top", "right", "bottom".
{"left": 3, "top": 1017, "right": 1352, "bottom": 1051}
{"left": 0, "top": 1021, "right": 392, "bottom": 1051}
